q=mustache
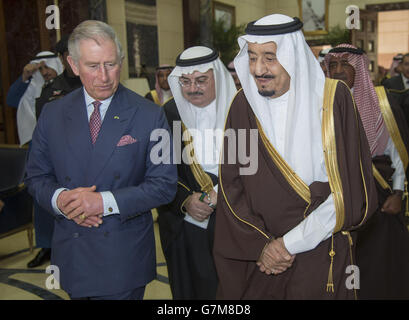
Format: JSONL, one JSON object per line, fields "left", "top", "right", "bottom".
{"left": 255, "top": 75, "right": 275, "bottom": 79}
{"left": 332, "top": 73, "right": 347, "bottom": 80}
{"left": 187, "top": 92, "right": 204, "bottom": 96}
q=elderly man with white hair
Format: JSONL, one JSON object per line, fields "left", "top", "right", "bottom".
{"left": 213, "top": 14, "right": 378, "bottom": 299}
{"left": 157, "top": 46, "right": 236, "bottom": 299}
{"left": 25, "top": 20, "right": 177, "bottom": 300}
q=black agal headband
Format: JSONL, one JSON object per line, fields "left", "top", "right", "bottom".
{"left": 245, "top": 17, "right": 303, "bottom": 35}
{"left": 329, "top": 47, "right": 366, "bottom": 55}
{"left": 176, "top": 48, "right": 219, "bottom": 67}
{"left": 31, "top": 54, "right": 58, "bottom": 61}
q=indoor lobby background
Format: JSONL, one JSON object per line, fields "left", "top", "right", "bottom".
{"left": 0, "top": 0, "right": 408, "bottom": 300}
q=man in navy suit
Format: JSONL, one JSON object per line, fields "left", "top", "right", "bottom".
{"left": 25, "top": 20, "right": 177, "bottom": 300}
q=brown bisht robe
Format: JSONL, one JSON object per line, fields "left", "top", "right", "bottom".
{"left": 214, "top": 81, "right": 378, "bottom": 299}
{"left": 355, "top": 88, "right": 409, "bottom": 299}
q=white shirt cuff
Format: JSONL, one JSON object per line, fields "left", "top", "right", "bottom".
{"left": 283, "top": 194, "right": 336, "bottom": 255}
{"left": 52, "top": 188, "right": 69, "bottom": 218}
{"left": 100, "top": 191, "right": 120, "bottom": 216}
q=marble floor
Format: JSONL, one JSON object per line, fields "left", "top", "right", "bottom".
{"left": 0, "top": 212, "right": 172, "bottom": 300}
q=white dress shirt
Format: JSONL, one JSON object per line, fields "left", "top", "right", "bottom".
{"left": 51, "top": 88, "right": 120, "bottom": 218}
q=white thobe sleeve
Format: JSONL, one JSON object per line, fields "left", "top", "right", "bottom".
{"left": 283, "top": 194, "right": 336, "bottom": 255}
{"left": 384, "top": 137, "right": 405, "bottom": 191}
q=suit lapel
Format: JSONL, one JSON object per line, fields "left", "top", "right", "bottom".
{"left": 86, "top": 85, "right": 138, "bottom": 185}
{"left": 64, "top": 88, "right": 92, "bottom": 179}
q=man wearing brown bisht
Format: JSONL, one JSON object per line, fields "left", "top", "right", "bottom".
{"left": 213, "top": 14, "right": 378, "bottom": 300}
{"left": 325, "top": 44, "right": 409, "bottom": 299}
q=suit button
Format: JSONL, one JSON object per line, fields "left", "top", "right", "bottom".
{"left": 73, "top": 233, "right": 79, "bottom": 238}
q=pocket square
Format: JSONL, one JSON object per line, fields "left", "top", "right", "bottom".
{"left": 117, "top": 135, "right": 137, "bottom": 146}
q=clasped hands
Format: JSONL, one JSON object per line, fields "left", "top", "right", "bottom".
{"left": 257, "top": 237, "right": 295, "bottom": 276}
{"left": 184, "top": 190, "right": 217, "bottom": 222}
{"left": 57, "top": 185, "right": 104, "bottom": 228}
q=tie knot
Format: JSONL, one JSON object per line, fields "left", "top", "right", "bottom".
{"left": 92, "top": 100, "right": 101, "bottom": 110}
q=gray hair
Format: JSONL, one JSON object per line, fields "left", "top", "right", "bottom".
{"left": 68, "top": 20, "right": 124, "bottom": 64}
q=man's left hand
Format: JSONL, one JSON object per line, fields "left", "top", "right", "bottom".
{"left": 58, "top": 185, "right": 104, "bottom": 220}
{"left": 203, "top": 190, "right": 217, "bottom": 208}
{"left": 381, "top": 192, "right": 402, "bottom": 215}
{"left": 257, "top": 237, "right": 295, "bottom": 275}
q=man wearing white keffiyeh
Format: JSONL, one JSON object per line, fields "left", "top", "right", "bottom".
{"left": 157, "top": 46, "right": 237, "bottom": 299}
{"left": 214, "top": 14, "right": 377, "bottom": 299}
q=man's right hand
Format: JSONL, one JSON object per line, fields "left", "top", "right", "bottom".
{"left": 184, "top": 192, "right": 214, "bottom": 222}
{"left": 57, "top": 186, "right": 103, "bottom": 227}
{"left": 22, "top": 63, "right": 39, "bottom": 82}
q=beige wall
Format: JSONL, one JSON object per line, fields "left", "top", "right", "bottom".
{"left": 378, "top": 9, "right": 409, "bottom": 68}
{"left": 157, "top": 0, "right": 184, "bottom": 65}
{"left": 327, "top": 0, "right": 408, "bottom": 30}
{"left": 106, "top": 0, "right": 409, "bottom": 80}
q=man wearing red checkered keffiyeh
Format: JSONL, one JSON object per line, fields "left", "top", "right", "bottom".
{"left": 326, "top": 43, "right": 409, "bottom": 299}
{"left": 325, "top": 44, "right": 389, "bottom": 156}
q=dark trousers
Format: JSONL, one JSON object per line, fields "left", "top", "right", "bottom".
{"left": 70, "top": 286, "right": 146, "bottom": 300}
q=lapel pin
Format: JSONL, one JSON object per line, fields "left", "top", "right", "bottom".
{"left": 114, "top": 116, "right": 120, "bottom": 120}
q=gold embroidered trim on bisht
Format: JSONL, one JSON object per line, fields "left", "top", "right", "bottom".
{"left": 218, "top": 89, "right": 270, "bottom": 240}
{"left": 372, "top": 164, "right": 392, "bottom": 191}
{"left": 150, "top": 90, "right": 161, "bottom": 106}
{"left": 178, "top": 181, "right": 191, "bottom": 192}
{"left": 322, "top": 78, "right": 345, "bottom": 234}
{"left": 181, "top": 122, "right": 214, "bottom": 194}
{"left": 376, "top": 86, "right": 409, "bottom": 216}
{"left": 256, "top": 119, "right": 311, "bottom": 204}
{"left": 375, "top": 86, "right": 409, "bottom": 170}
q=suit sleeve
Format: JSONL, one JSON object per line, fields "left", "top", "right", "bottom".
{"left": 24, "top": 107, "right": 64, "bottom": 218}
{"left": 112, "top": 108, "right": 178, "bottom": 222}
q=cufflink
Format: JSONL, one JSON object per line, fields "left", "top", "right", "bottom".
{"left": 108, "top": 207, "right": 113, "bottom": 213}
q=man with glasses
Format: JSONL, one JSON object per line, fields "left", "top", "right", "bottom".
{"left": 157, "top": 46, "right": 237, "bottom": 299}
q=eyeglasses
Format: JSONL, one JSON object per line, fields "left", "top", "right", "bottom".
{"left": 178, "top": 77, "right": 210, "bottom": 88}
